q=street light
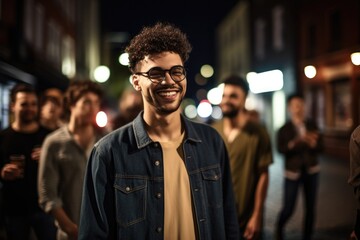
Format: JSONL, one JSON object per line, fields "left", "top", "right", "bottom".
{"left": 119, "top": 53, "right": 129, "bottom": 66}
{"left": 304, "top": 65, "right": 317, "bottom": 79}
{"left": 351, "top": 52, "right": 360, "bottom": 66}
{"left": 94, "top": 65, "right": 110, "bottom": 83}
{"left": 200, "top": 64, "right": 214, "bottom": 78}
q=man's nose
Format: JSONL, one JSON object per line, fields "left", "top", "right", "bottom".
{"left": 160, "top": 71, "right": 174, "bottom": 85}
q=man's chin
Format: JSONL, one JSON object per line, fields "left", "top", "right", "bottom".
{"left": 156, "top": 104, "right": 182, "bottom": 115}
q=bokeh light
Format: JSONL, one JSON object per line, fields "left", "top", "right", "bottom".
{"left": 200, "top": 64, "right": 214, "bottom": 78}
{"left": 94, "top": 65, "right": 110, "bottom": 83}
{"left": 304, "top": 65, "right": 317, "bottom": 79}
{"left": 184, "top": 105, "right": 197, "bottom": 119}
{"left": 211, "top": 106, "right": 223, "bottom": 120}
{"left": 351, "top": 52, "right": 360, "bottom": 66}
{"left": 96, "top": 111, "right": 108, "bottom": 127}
{"left": 197, "top": 100, "right": 213, "bottom": 118}
{"left": 119, "top": 53, "right": 129, "bottom": 66}
{"left": 207, "top": 85, "right": 224, "bottom": 105}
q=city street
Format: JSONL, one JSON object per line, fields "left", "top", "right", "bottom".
{"left": 264, "top": 153, "right": 355, "bottom": 240}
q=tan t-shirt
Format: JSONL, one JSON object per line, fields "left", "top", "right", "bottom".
{"left": 160, "top": 133, "right": 196, "bottom": 240}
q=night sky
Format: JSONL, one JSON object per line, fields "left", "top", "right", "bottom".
{"left": 100, "top": 0, "right": 239, "bottom": 101}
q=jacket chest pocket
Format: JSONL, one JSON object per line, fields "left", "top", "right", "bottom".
{"left": 114, "top": 177, "right": 147, "bottom": 227}
{"left": 201, "top": 166, "right": 223, "bottom": 208}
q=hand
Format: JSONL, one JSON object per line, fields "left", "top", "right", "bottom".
{"left": 350, "top": 230, "right": 357, "bottom": 240}
{"left": 243, "top": 215, "right": 261, "bottom": 240}
{"left": 62, "top": 222, "right": 78, "bottom": 240}
{"left": 31, "top": 147, "right": 41, "bottom": 161}
{"left": 305, "top": 132, "right": 319, "bottom": 148}
{"left": 1, "top": 164, "right": 22, "bottom": 180}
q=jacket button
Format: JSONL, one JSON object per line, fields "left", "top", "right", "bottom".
{"left": 153, "top": 142, "right": 159, "bottom": 147}
{"left": 156, "top": 193, "right": 162, "bottom": 198}
{"left": 125, "top": 187, "right": 131, "bottom": 192}
{"left": 154, "top": 160, "right": 160, "bottom": 166}
{"left": 156, "top": 227, "right": 162, "bottom": 233}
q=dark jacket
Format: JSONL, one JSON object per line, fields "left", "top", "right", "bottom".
{"left": 349, "top": 125, "right": 360, "bottom": 209}
{"left": 79, "top": 112, "right": 239, "bottom": 239}
{"left": 277, "top": 119, "right": 322, "bottom": 172}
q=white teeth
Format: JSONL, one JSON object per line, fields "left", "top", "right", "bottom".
{"left": 158, "top": 91, "right": 176, "bottom": 97}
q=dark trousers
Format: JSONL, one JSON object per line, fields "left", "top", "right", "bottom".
{"left": 276, "top": 171, "right": 319, "bottom": 240}
{"left": 5, "top": 211, "right": 56, "bottom": 240}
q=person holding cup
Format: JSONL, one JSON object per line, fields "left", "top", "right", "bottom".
{"left": 0, "top": 83, "right": 56, "bottom": 240}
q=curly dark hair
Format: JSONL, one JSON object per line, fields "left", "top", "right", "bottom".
{"left": 125, "top": 22, "right": 192, "bottom": 72}
{"left": 64, "top": 80, "right": 103, "bottom": 111}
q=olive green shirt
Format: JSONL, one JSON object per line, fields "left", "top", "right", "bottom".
{"left": 212, "top": 120, "right": 273, "bottom": 228}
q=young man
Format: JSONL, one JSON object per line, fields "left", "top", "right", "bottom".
{"left": 212, "top": 75, "right": 273, "bottom": 240}
{"left": 39, "top": 88, "right": 65, "bottom": 131}
{"left": 78, "top": 22, "right": 239, "bottom": 239}
{"left": 38, "top": 80, "right": 103, "bottom": 240}
{"left": 275, "top": 93, "right": 322, "bottom": 240}
{"left": 0, "top": 84, "right": 56, "bottom": 240}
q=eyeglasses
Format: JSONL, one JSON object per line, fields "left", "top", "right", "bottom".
{"left": 135, "top": 65, "right": 186, "bottom": 84}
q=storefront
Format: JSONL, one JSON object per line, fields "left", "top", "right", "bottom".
{"left": 300, "top": 51, "right": 360, "bottom": 159}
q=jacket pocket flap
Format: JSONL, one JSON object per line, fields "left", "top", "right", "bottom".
{"left": 201, "top": 167, "right": 222, "bottom": 181}
{"left": 114, "top": 178, "right": 146, "bottom": 194}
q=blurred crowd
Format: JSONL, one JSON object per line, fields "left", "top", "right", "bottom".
{"left": 0, "top": 80, "right": 143, "bottom": 240}
{"left": 0, "top": 77, "right": 327, "bottom": 240}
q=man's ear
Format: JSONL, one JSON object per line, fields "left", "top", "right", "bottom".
{"left": 132, "top": 75, "right": 141, "bottom": 91}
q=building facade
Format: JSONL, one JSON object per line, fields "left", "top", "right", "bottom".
{"left": 0, "top": 0, "right": 100, "bottom": 129}
{"left": 298, "top": 0, "right": 360, "bottom": 158}
{"left": 216, "top": 0, "right": 298, "bottom": 142}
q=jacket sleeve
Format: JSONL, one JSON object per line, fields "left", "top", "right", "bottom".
{"left": 78, "top": 145, "right": 116, "bottom": 239}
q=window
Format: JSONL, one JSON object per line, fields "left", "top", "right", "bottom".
{"left": 329, "top": 10, "right": 341, "bottom": 51}
{"left": 24, "top": 0, "right": 34, "bottom": 43}
{"left": 255, "top": 18, "right": 266, "bottom": 60}
{"left": 332, "top": 79, "right": 351, "bottom": 130}
{"left": 62, "top": 36, "right": 76, "bottom": 78}
{"left": 34, "top": 4, "right": 44, "bottom": 52}
{"left": 306, "top": 24, "right": 316, "bottom": 58}
{"left": 272, "top": 5, "right": 284, "bottom": 51}
{"left": 47, "top": 21, "right": 62, "bottom": 68}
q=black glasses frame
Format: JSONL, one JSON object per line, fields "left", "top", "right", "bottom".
{"left": 135, "top": 65, "right": 186, "bottom": 84}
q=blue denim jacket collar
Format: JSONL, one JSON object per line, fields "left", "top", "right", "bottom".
{"left": 132, "top": 111, "right": 202, "bottom": 149}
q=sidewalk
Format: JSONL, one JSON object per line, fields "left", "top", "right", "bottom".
{"left": 263, "top": 153, "right": 356, "bottom": 240}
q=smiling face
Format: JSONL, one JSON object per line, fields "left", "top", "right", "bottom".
{"left": 220, "top": 84, "right": 247, "bottom": 118}
{"left": 11, "top": 92, "right": 39, "bottom": 124}
{"left": 132, "top": 51, "right": 186, "bottom": 116}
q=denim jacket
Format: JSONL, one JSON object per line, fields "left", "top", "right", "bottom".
{"left": 79, "top": 112, "right": 239, "bottom": 239}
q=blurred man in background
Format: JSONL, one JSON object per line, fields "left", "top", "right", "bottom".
{"left": 0, "top": 83, "right": 56, "bottom": 240}
{"left": 212, "top": 75, "right": 273, "bottom": 240}
{"left": 275, "top": 93, "right": 322, "bottom": 240}
{"left": 38, "top": 80, "right": 103, "bottom": 240}
{"left": 39, "top": 88, "right": 64, "bottom": 131}
{"left": 111, "top": 86, "right": 143, "bottom": 130}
